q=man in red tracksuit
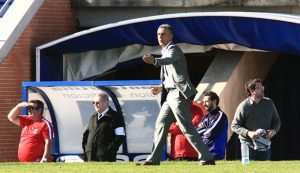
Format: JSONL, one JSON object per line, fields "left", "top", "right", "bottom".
{"left": 168, "top": 101, "right": 207, "bottom": 160}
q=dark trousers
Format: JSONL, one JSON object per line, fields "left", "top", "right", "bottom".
{"left": 249, "top": 147, "right": 271, "bottom": 161}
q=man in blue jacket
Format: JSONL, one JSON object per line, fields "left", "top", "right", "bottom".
{"left": 197, "top": 91, "right": 228, "bottom": 160}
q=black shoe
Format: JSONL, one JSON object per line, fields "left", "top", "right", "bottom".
{"left": 199, "top": 159, "right": 216, "bottom": 166}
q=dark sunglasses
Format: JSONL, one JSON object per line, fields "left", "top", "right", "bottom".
{"left": 92, "top": 101, "right": 100, "bottom": 105}
{"left": 27, "top": 106, "right": 40, "bottom": 112}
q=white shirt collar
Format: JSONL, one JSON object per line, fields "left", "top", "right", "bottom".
{"left": 98, "top": 107, "right": 109, "bottom": 117}
{"left": 162, "top": 41, "right": 172, "bottom": 53}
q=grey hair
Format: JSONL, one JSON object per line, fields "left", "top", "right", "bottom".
{"left": 96, "top": 93, "right": 109, "bottom": 102}
{"left": 158, "top": 24, "right": 173, "bottom": 35}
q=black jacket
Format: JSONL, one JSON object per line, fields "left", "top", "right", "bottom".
{"left": 82, "top": 107, "right": 125, "bottom": 161}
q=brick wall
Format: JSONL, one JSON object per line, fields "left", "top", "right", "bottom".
{"left": 0, "top": 0, "right": 77, "bottom": 162}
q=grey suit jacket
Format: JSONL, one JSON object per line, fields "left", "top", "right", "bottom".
{"left": 154, "top": 42, "right": 197, "bottom": 99}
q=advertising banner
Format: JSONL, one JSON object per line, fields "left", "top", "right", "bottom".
{"left": 24, "top": 81, "right": 161, "bottom": 161}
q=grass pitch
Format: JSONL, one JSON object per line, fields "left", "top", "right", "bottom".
{"left": 0, "top": 160, "right": 300, "bottom": 173}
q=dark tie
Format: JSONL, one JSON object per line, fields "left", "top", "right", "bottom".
{"left": 163, "top": 65, "right": 168, "bottom": 76}
{"left": 160, "top": 65, "right": 167, "bottom": 81}
{"left": 97, "top": 113, "right": 102, "bottom": 123}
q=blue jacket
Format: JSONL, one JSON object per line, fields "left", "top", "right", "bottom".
{"left": 197, "top": 107, "right": 228, "bottom": 160}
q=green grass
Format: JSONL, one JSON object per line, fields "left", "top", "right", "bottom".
{"left": 1, "top": 161, "right": 300, "bottom": 173}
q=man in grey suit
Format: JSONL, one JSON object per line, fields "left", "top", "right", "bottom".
{"left": 136, "top": 24, "right": 215, "bottom": 166}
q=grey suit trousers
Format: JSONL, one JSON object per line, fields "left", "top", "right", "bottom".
{"left": 146, "top": 88, "right": 214, "bottom": 164}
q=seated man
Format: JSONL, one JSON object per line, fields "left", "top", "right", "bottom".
{"left": 168, "top": 101, "right": 207, "bottom": 161}
{"left": 197, "top": 91, "right": 228, "bottom": 160}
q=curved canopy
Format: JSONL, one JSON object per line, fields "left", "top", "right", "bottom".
{"left": 36, "top": 12, "right": 300, "bottom": 81}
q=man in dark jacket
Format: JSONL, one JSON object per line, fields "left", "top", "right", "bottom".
{"left": 197, "top": 91, "right": 228, "bottom": 160}
{"left": 82, "top": 93, "right": 125, "bottom": 161}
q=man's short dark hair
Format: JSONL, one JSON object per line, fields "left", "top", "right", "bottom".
{"left": 245, "top": 78, "right": 263, "bottom": 96}
{"left": 29, "top": 99, "right": 44, "bottom": 114}
{"left": 203, "top": 91, "right": 219, "bottom": 106}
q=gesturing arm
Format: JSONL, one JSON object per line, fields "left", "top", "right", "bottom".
{"left": 7, "top": 102, "right": 29, "bottom": 126}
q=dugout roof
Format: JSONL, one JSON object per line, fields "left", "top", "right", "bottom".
{"left": 36, "top": 12, "right": 300, "bottom": 81}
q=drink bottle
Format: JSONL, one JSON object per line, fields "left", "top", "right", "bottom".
{"left": 241, "top": 142, "right": 249, "bottom": 165}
